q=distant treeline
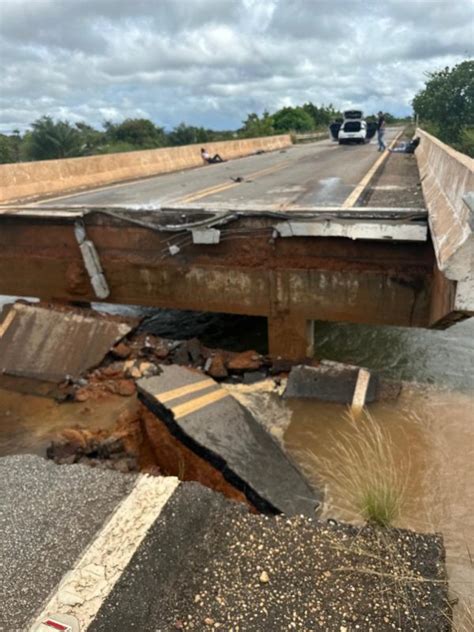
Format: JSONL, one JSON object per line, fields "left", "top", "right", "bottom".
{"left": 0, "top": 103, "right": 406, "bottom": 164}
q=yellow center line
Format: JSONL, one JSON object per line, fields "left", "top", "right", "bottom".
{"left": 244, "top": 161, "right": 291, "bottom": 180}
{"left": 171, "top": 160, "right": 291, "bottom": 205}
{"left": 178, "top": 181, "right": 239, "bottom": 204}
{"left": 171, "top": 388, "right": 229, "bottom": 419}
{"left": 156, "top": 378, "right": 216, "bottom": 404}
{"left": 341, "top": 130, "right": 404, "bottom": 208}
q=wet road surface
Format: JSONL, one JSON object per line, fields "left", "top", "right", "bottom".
{"left": 35, "top": 129, "right": 401, "bottom": 209}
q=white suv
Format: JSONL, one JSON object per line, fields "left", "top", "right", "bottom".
{"left": 338, "top": 110, "right": 367, "bottom": 144}
{"left": 329, "top": 110, "right": 378, "bottom": 145}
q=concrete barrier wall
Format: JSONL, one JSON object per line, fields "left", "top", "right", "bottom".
{"left": 0, "top": 135, "right": 292, "bottom": 204}
{"left": 416, "top": 128, "right": 473, "bottom": 276}
{"left": 416, "top": 128, "right": 474, "bottom": 314}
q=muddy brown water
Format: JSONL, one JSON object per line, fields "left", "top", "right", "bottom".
{"left": 285, "top": 387, "right": 474, "bottom": 609}
{"left": 1, "top": 296, "right": 473, "bottom": 619}
{"left": 0, "top": 385, "right": 138, "bottom": 456}
{"left": 293, "top": 318, "right": 474, "bottom": 620}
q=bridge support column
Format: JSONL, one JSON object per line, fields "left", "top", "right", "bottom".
{"left": 267, "top": 314, "right": 314, "bottom": 360}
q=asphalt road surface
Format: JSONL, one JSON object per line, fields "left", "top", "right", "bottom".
{"left": 39, "top": 129, "right": 400, "bottom": 209}
{"left": 1, "top": 455, "right": 447, "bottom": 632}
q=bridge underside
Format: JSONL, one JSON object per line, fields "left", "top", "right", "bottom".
{"left": 0, "top": 207, "right": 461, "bottom": 359}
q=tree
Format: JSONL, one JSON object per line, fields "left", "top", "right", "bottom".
{"left": 240, "top": 111, "right": 275, "bottom": 138}
{"left": 412, "top": 60, "right": 474, "bottom": 146}
{"left": 383, "top": 112, "right": 397, "bottom": 124}
{"left": 272, "top": 106, "right": 315, "bottom": 133}
{"left": 105, "top": 118, "right": 166, "bottom": 148}
{"left": 167, "top": 123, "right": 212, "bottom": 146}
{"left": 0, "top": 133, "right": 21, "bottom": 163}
{"left": 302, "top": 102, "right": 341, "bottom": 128}
{"left": 75, "top": 122, "right": 105, "bottom": 155}
{"left": 25, "top": 116, "right": 83, "bottom": 160}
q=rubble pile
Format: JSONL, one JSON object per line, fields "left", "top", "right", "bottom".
{"left": 47, "top": 426, "right": 140, "bottom": 473}
{"left": 44, "top": 314, "right": 399, "bottom": 503}
{"left": 64, "top": 331, "right": 302, "bottom": 404}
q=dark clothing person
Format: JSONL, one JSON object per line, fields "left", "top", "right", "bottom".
{"left": 201, "top": 148, "right": 224, "bottom": 164}
{"left": 406, "top": 137, "right": 420, "bottom": 153}
{"left": 376, "top": 112, "right": 386, "bottom": 151}
{"left": 389, "top": 137, "right": 420, "bottom": 154}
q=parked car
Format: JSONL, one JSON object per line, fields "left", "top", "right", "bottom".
{"left": 329, "top": 110, "right": 377, "bottom": 144}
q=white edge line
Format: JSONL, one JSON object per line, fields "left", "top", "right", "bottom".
{"left": 30, "top": 474, "right": 180, "bottom": 631}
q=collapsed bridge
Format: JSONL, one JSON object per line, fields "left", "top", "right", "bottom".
{"left": 0, "top": 128, "right": 472, "bottom": 359}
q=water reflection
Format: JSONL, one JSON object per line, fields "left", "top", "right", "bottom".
{"left": 314, "top": 318, "right": 474, "bottom": 392}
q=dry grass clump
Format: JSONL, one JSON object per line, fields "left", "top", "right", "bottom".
{"left": 305, "top": 409, "right": 409, "bottom": 527}
{"left": 455, "top": 599, "right": 473, "bottom": 631}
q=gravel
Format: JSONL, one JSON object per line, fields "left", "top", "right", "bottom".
{"left": 89, "top": 483, "right": 450, "bottom": 632}
{"left": 163, "top": 512, "right": 450, "bottom": 631}
{"left": 0, "top": 456, "right": 451, "bottom": 632}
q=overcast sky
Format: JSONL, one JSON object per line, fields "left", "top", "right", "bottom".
{"left": 1, "top": 0, "right": 473, "bottom": 133}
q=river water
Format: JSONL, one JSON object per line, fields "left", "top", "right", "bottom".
{"left": 1, "top": 295, "right": 473, "bottom": 619}
{"left": 285, "top": 318, "right": 474, "bottom": 617}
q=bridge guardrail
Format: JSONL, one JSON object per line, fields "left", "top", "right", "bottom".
{"left": 416, "top": 128, "right": 473, "bottom": 314}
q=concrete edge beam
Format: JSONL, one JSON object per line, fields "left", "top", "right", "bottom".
{"left": 275, "top": 219, "right": 427, "bottom": 242}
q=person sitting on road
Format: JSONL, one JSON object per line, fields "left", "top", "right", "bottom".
{"left": 389, "top": 137, "right": 421, "bottom": 154}
{"left": 201, "top": 148, "right": 225, "bottom": 164}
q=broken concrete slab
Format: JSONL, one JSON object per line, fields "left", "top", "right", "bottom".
{"left": 283, "top": 361, "right": 379, "bottom": 404}
{"left": 137, "top": 365, "right": 321, "bottom": 516}
{"left": 0, "top": 303, "right": 131, "bottom": 383}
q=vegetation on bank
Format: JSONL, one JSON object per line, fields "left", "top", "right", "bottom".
{"left": 413, "top": 60, "right": 474, "bottom": 157}
{"left": 305, "top": 410, "right": 408, "bottom": 528}
{"left": 0, "top": 103, "right": 406, "bottom": 164}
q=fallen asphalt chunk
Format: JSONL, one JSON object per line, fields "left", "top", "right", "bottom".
{"left": 283, "top": 361, "right": 380, "bottom": 404}
{"left": 89, "top": 483, "right": 450, "bottom": 632}
{"left": 137, "top": 365, "right": 321, "bottom": 516}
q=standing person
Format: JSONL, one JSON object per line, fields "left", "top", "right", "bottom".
{"left": 376, "top": 111, "right": 386, "bottom": 152}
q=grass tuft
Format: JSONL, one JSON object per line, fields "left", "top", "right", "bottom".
{"left": 304, "top": 409, "right": 408, "bottom": 527}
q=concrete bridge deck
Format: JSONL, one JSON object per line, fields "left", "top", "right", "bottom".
{"left": 0, "top": 128, "right": 471, "bottom": 359}
{"left": 27, "top": 129, "right": 400, "bottom": 209}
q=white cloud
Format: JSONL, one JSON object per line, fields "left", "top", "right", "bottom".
{"left": 0, "top": 0, "right": 472, "bottom": 132}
